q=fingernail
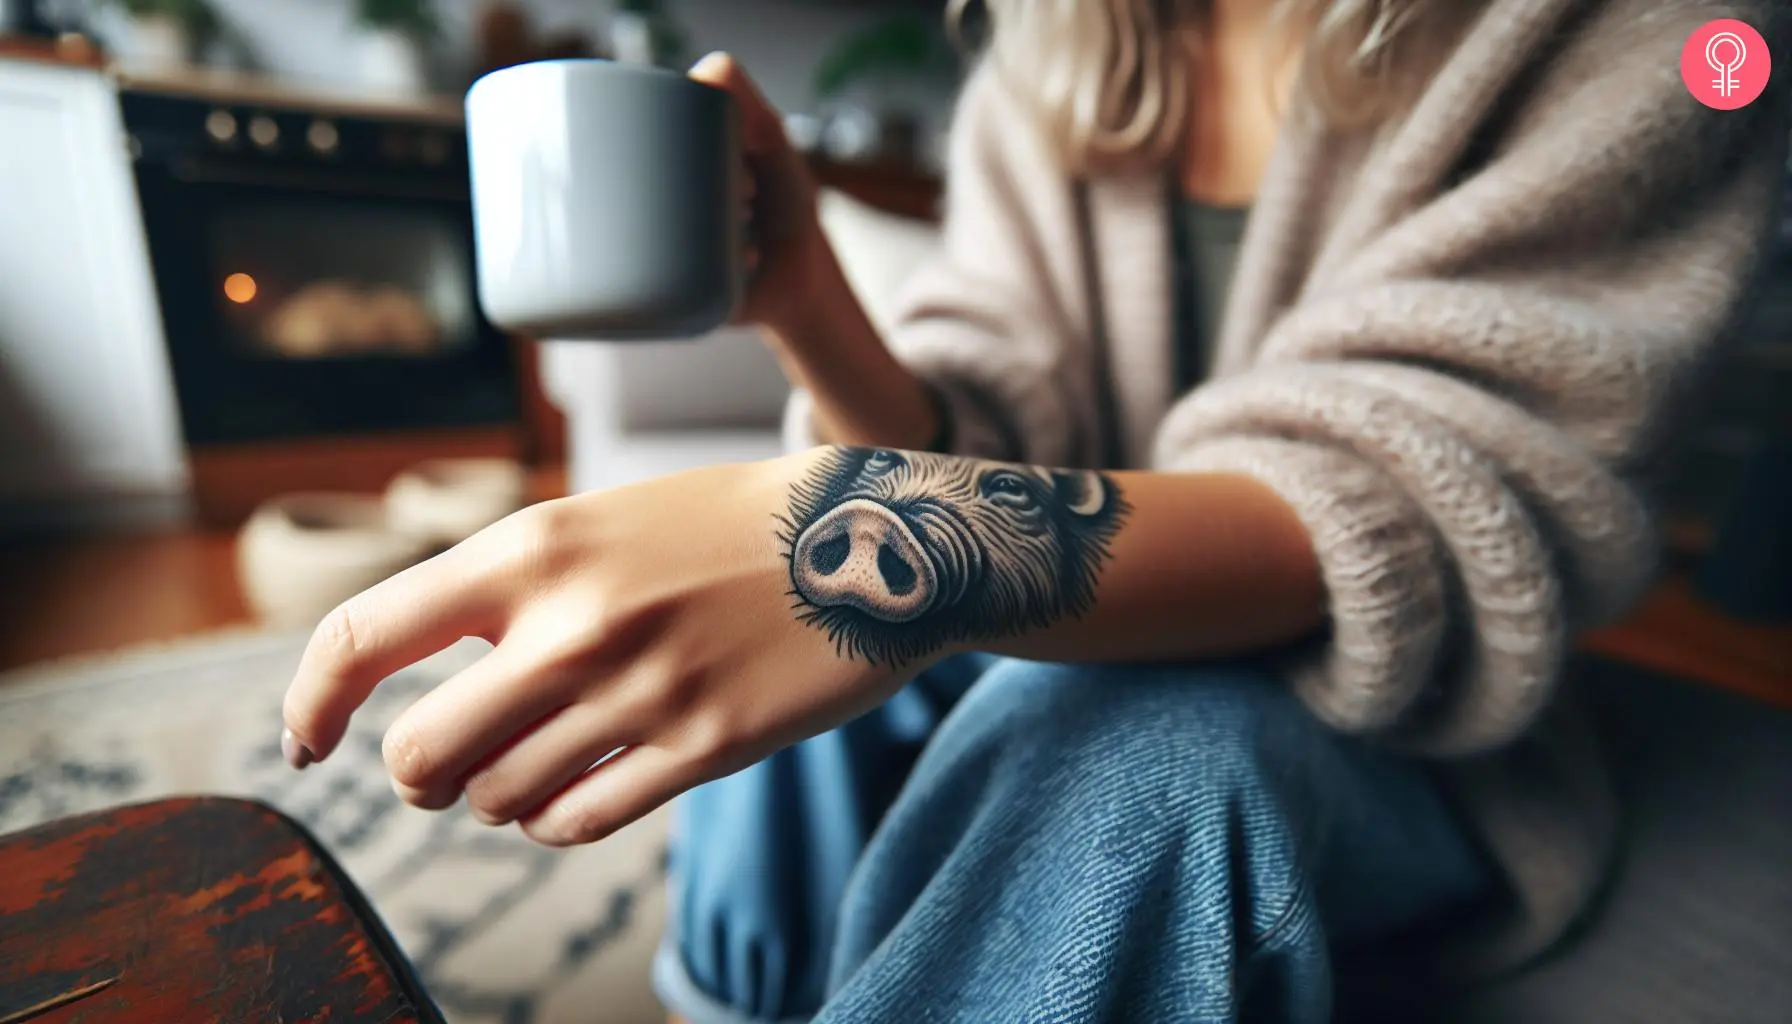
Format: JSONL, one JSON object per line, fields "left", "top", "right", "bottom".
{"left": 281, "top": 728, "right": 314, "bottom": 770}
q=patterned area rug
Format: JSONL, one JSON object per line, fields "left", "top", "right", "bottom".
{"left": 0, "top": 630, "right": 673, "bottom": 1024}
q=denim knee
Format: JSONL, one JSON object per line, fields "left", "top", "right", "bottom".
{"left": 834, "top": 660, "right": 1330, "bottom": 960}
{"left": 818, "top": 660, "right": 1349, "bottom": 1020}
{"left": 974, "top": 658, "right": 1294, "bottom": 734}
{"left": 931, "top": 658, "right": 1328, "bottom": 820}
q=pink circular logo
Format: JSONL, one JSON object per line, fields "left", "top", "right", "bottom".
{"left": 1681, "top": 19, "right": 1770, "bottom": 110}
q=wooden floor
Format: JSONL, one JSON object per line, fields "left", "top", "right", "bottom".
{"left": 1, "top": 467, "right": 1786, "bottom": 710}
{"left": 0, "top": 466, "right": 565, "bottom": 675}
{"left": 0, "top": 528, "right": 248, "bottom": 670}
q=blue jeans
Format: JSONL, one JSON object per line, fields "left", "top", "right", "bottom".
{"left": 654, "top": 656, "right": 1494, "bottom": 1023}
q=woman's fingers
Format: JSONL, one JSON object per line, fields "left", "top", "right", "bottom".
{"left": 519, "top": 743, "right": 698, "bottom": 847}
{"left": 688, "top": 51, "right": 784, "bottom": 154}
{"left": 742, "top": 159, "right": 758, "bottom": 264}
{"left": 519, "top": 699, "right": 753, "bottom": 847}
{"left": 283, "top": 544, "right": 511, "bottom": 765}
{"left": 461, "top": 699, "right": 640, "bottom": 826}
{"left": 379, "top": 637, "right": 589, "bottom": 807}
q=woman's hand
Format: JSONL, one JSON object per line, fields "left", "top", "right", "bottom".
{"left": 279, "top": 441, "right": 1322, "bottom": 846}
{"left": 687, "top": 53, "right": 941, "bottom": 450}
{"left": 279, "top": 451, "right": 914, "bottom": 847}
{"left": 684, "top": 53, "right": 939, "bottom": 448}
{"left": 688, "top": 53, "right": 829, "bottom": 338}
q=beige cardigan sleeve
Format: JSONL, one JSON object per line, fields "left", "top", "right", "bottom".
{"left": 785, "top": 7, "right": 1787, "bottom": 756}
{"left": 783, "top": 66, "right": 1102, "bottom": 467}
{"left": 1155, "top": 5, "right": 1790, "bottom": 754}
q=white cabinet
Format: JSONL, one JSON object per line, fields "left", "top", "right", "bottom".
{"left": 0, "top": 60, "right": 189, "bottom": 531}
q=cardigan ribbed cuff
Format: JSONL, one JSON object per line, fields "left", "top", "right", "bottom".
{"left": 1163, "top": 434, "right": 1450, "bottom": 736}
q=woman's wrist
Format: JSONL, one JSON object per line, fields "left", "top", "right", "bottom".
{"left": 761, "top": 229, "right": 854, "bottom": 348}
{"left": 761, "top": 242, "right": 941, "bottom": 452}
{"left": 919, "top": 381, "right": 956, "bottom": 453}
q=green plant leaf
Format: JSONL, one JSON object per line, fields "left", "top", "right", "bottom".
{"left": 101, "top": 0, "right": 221, "bottom": 47}
{"left": 352, "top": 0, "right": 441, "bottom": 40}
{"left": 812, "top": 14, "right": 955, "bottom": 101}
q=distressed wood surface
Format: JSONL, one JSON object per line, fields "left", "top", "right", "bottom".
{"left": 0, "top": 797, "right": 443, "bottom": 1023}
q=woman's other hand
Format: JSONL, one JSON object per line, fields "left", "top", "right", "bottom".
{"left": 690, "top": 53, "right": 941, "bottom": 454}
{"left": 688, "top": 52, "right": 830, "bottom": 337}
{"left": 278, "top": 453, "right": 916, "bottom": 847}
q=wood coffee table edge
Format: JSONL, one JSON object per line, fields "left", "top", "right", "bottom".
{"left": 0, "top": 795, "right": 446, "bottom": 1024}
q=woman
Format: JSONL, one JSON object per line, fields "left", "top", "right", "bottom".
{"left": 280, "top": 0, "right": 1787, "bottom": 1020}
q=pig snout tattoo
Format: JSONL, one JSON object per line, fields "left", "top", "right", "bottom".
{"left": 777, "top": 447, "right": 1129, "bottom": 665}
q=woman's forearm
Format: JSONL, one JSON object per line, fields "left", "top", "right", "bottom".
{"left": 987, "top": 468, "right": 1325, "bottom": 663}
{"left": 775, "top": 446, "right": 1326, "bottom": 669}
{"left": 763, "top": 245, "right": 940, "bottom": 452}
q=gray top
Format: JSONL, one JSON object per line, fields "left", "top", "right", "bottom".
{"left": 1170, "top": 198, "right": 1251, "bottom": 391}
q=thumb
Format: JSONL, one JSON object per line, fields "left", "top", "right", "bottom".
{"left": 688, "top": 51, "right": 784, "bottom": 150}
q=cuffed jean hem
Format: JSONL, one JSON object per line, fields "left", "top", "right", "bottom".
{"left": 653, "top": 934, "right": 813, "bottom": 1024}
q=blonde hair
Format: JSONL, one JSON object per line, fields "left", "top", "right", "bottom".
{"left": 946, "top": 0, "right": 1452, "bottom": 175}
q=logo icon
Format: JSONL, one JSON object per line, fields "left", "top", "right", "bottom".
{"left": 1682, "top": 19, "right": 1770, "bottom": 110}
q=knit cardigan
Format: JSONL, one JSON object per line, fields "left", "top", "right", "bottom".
{"left": 786, "top": 0, "right": 1789, "bottom": 975}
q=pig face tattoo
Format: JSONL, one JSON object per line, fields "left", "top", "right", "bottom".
{"left": 776, "top": 447, "right": 1130, "bottom": 665}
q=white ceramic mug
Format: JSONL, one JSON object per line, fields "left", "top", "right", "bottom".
{"left": 465, "top": 59, "right": 743, "bottom": 340}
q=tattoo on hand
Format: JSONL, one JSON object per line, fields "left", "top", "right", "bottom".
{"left": 776, "top": 447, "right": 1130, "bottom": 665}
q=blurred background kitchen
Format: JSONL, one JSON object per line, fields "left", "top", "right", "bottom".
{"left": 0, "top": 0, "right": 964, "bottom": 663}
{"left": 0, "top": 0, "right": 1785, "bottom": 690}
